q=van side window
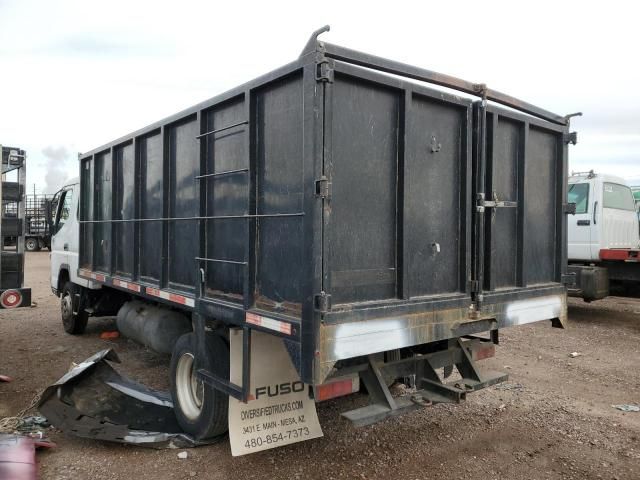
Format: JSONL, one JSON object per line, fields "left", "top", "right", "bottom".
{"left": 603, "top": 182, "right": 635, "bottom": 211}
{"left": 568, "top": 183, "right": 589, "bottom": 214}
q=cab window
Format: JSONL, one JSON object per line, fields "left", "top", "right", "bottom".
{"left": 56, "top": 189, "right": 74, "bottom": 230}
{"left": 603, "top": 182, "right": 635, "bottom": 211}
{"left": 568, "top": 183, "right": 589, "bottom": 214}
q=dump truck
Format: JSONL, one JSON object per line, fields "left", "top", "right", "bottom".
{"left": 24, "top": 194, "right": 54, "bottom": 251}
{"left": 49, "top": 27, "right": 577, "bottom": 455}
{"left": 1, "top": 145, "right": 32, "bottom": 308}
{"left": 567, "top": 171, "right": 640, "bottom": 300}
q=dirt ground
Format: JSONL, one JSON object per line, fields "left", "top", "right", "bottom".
{"left": 1, "top": 252, "right": 639, "bottom": 479}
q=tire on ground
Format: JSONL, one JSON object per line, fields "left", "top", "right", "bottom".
{"left": 170, "top": 331, "right": 229, "bottom": 439}
{"left": 60, "top": 281, "right": 88, "bottom": 334}
{"left": 25, "top": 237, "right": 39, "bottom": 251}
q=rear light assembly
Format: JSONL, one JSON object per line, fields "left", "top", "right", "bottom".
{"left": 314, "top": 376, "right": 360, "bottom": 402}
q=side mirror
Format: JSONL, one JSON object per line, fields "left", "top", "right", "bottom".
{"left": 566, "top": 202, "right": 577, "bottom": 215}
{"left": 44, "top": 199, "right": 55, "bottom": 235}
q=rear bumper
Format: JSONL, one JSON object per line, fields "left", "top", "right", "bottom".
{"left": 315, "top": 289, "right": 566, "bottom": 383}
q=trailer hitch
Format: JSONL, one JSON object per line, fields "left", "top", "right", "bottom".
{"left": 341, "top": 339, "right": 507, "bottom": 427}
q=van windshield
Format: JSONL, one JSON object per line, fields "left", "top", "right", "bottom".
{"left": 568, "top": 183, "right": 589, "bottom": 214}
{"left": 603, "top": 182, "right": 635, "bottom": 211}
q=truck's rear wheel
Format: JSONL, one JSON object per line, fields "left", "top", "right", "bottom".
{"left": 61, "top": 282, "right": 88, "bottom": 334}
{"left": 170, "top": 332, "right": 229, "bottom": 439}
{"left": 25, "top": 237, "right": 39, "bottom": 251}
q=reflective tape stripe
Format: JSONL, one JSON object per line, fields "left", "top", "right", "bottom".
{"left": 112, "top": 279, "right": 141, "bottom": 293}
{"left": 79, "top": 269, "right": 105, "bottom": 282}
{"left": 145, "top": 287, "right": 195, "bottom": 307}
{"left": 246, "top": 312, "right": 292, "bottom": 335}
{"left": 78, "top": 270, "right": 194, "bottom": 307}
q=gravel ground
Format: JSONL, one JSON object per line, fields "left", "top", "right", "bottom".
{"left": 1, "top": 252, "right": 639, "bottom": 479}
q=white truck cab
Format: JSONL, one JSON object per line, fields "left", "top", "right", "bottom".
{"left": 568, "top": 171, "right": 640, "bottom": 261}
{"left": 50, "top": 178, "right": 100, "bottom": 333}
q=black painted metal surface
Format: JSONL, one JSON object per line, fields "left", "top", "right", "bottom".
{"left": 78, "top": 31, "right": 570, "bottom": 385}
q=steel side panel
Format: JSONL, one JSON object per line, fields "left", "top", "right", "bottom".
{"left": 405, "top": 92, "right": 469, "bottom": 297}
{"left": 255, "top": 73, "right": 305, "bottom": 310}
{"left": 168, "top": 118, "right": 199, "bottom": 292}
{"left": 114, "top": 143, "right": 135, "bottom": 277}
{"left": 204, "top": 98, "right": 247, "bottom": 299}
{"left": 486, "top": 114, "right": 520, "bottom": 289}
{"left": 93, "top": 151, "right": 112, "bottom": 273}
{"left": 79, "top": 159, "right": 93, "bottom": 269}
{"left": 139, "top": 134, "right": 163, "bottom": 285}
{"left": 524, "top": 127, "right": 558, "bottom": 285}
{"left": 328, "top": 75, "right": 399, "bottom": 304}
{"left": 483, "top": 105, "right": 566, "bottom": 290}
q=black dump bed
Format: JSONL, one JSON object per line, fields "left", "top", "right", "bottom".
{"left": 78, "top": 31, "right": 571, "bottom": 385}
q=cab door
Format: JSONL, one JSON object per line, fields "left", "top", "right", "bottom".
{"left": 601, "top": 181, "right": 640, "bottom": 250}
{"left": 567, "top": 180, "right": 594, "bottom": 260}
{"left": 50, "top": 186, "right": 75, "bottom": 290}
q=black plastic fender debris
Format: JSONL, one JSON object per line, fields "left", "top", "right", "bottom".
{"left": 37, "top": 349, "right": 222, "bottom": 448}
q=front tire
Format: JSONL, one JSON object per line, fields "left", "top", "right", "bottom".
{"left": 61, "top": 282, "right": 88, "bottom": 334}
{"left": 170, "top": 332, "right": 229, "bottom": 439}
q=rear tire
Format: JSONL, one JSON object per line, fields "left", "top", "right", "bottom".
{"left": 61, "top": 282, "right": 88, "bottom": 334}
{"left": 25, "top": 237, "right": 39, "bottom": 251}
{"left": 170, "top": 332, "right": 229, "bottom": 439}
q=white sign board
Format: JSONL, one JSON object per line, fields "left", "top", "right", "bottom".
{"left": 228, "top": 329, "right": 323, "bottom": 456}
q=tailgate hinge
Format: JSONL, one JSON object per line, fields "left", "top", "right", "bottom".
{"left": 561, "top": 273, "right": 576, "bottom": 286}
{"left": 315, "top": 60, "right": 334, "bottom": 83}
{"left": 476, "top": 192, "right": 517, "bottom": 213}
{"left": 563, "top": 131, "right": 578, "bottom": 145}
{"left": 315, "top": 176, "right": 331, "bottom": 199}
{"left": 314, "top": 292, "right": 332, "bottom": 313}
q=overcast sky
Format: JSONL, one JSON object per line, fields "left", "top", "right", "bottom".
{"left": 1, "top": 0, "right": 639, "bottom": 193}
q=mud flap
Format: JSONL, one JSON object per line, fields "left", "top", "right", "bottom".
{"left": 228, "top": 330, "right": 323, "bottom": 456}
{"left": 37, "top": 349, "right": 221, "bottom": 448}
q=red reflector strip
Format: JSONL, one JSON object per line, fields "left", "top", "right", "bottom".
{"left": 112, "top": 279, "right": 141, "bottom": 293}
{"left": 79, "top": 269, "right": 106, "bottom": 282}
{"left": 315, "top": 378, "right": 357, "bottom": 402}
{"left": 246, "top": 312, "right": 292, "bottom": 335}
{"left": 599, "top": 248, "right": 639, "bottom": 262}
{"left": 145, "top": 287, "right": 195, "bottom": 307}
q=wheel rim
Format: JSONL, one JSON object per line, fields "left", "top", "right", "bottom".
{"left": 26, "top": 239, "right": 36, "bottom": 250}
{"left": 61, "top": 293, "right": 72, "bottom": 319}
{"left": 176, "top": 353, "right": 204, "bottom": 421}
